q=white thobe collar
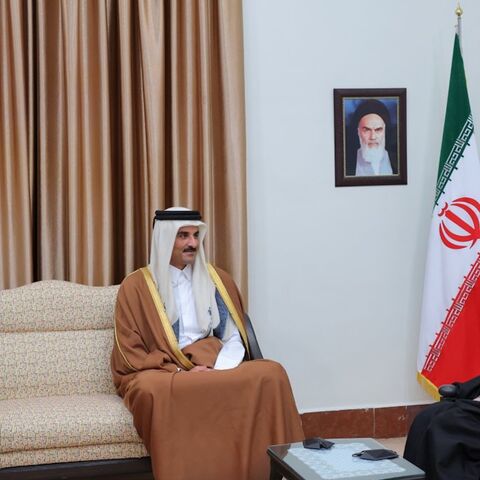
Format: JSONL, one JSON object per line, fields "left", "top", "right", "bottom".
{"left": 169, "top": 264, "right": 193, "bottom": 286}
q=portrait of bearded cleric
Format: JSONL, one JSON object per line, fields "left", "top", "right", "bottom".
{"left": 345, "top": 98, "right": 399, "bottom": 177}
{"left": 334, "top": 89, "right": 406, "bottom": 187}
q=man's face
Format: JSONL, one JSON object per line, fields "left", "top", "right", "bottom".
{"left": 358, "top": 113, "right": 386, "bottom": 150}
{"left": 170, "top": 226, "right": 200, "bottom": 269}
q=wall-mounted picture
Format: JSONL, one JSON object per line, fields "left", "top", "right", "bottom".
{"left": 334, "top": 88, "right": 407, "bottom": 187}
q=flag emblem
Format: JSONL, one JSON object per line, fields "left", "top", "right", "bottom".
{"left": 438, "top": 197, "right": 480, "bottom": 249}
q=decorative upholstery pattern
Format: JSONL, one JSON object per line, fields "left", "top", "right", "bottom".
{"left": 1, "top": 443, "right": 148, "bottom": 469}
{"left": 0, "top": 280, "right": 151, "bottom": 470}
{"left": 0, "top": 281, "right": 119, "bottom": 333}
{"left": 0, "top": 329, "right": 116, "bottom": 400}
{"left": 0, "top": 394, "right": 143, "bottom": 454}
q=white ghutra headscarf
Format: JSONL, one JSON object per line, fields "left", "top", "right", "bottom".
{"left": 148, "top": 207, "right": 220, "bottom": 334}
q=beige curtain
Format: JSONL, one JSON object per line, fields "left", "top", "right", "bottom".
{"left": 0, "top": 0, "right": 247, "bottom": 296}
{"left": 0, "top": 1, "right": 35, "bottom": 288}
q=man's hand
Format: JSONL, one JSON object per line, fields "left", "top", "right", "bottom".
{"left": 189, "top": 365, "right": 214, "bottom": 372}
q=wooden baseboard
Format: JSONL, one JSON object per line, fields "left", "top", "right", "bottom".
{"left": 301, "top": 404, "right": 429, "bottom": 439}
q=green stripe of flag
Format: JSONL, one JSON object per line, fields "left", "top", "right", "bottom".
{"left": 435, "top": 34, "right": 473, "bottom": 205}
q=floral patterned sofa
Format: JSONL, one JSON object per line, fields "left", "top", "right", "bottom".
{"left": 0, "top": 280, "right": 152, "bottom": 480}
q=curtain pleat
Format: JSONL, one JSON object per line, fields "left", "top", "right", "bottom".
{"left": 168, "top": 0, "right": 247, "bottom": 291}
{"left": 210, "top": 0, "right": 247, "bottom": 292}
{"left": 0, "top": 1, "right": 34, "bottom": 288}
{"left": 35, "top": 0, "right": 116, "bottom": 284}
{"left": 0, "top": 0, "right": 247, "bottom": 298}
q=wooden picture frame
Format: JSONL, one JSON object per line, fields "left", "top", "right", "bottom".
{"left": 334, "top": 88, "right": 407, "bottom": 187}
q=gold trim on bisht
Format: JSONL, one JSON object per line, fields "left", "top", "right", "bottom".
{"left": 207, "top": 264, "right": 251, "bottom": 358}
{"left": 141, "top": 267, "right": 195, "bottom": 370}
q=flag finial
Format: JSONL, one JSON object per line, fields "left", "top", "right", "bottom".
{"left": 455, "top": 2, "right": 463, "bottom": 47}
{"left": 455, "top": 2, "right": 463, "bottom": 17}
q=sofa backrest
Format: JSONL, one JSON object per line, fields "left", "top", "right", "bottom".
{"left": 0, "top": 280, "right": 120, "bottom": 400}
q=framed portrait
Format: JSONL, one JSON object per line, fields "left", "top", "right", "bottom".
{"left": 333, "top": 88, "right": 407, "bottom": 187}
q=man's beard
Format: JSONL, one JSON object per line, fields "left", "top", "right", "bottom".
{"left": 358, "top": 135, "right": 386, "bottom": 164}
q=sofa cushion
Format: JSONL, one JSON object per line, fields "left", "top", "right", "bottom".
{"left": 0, "top": 443, "right": 149, "bottom": 470}
{"left": 0, "top": 281, "right": 119, "bottom": 333}
{"left": 0, "top": 280, "right": 151, "bottom": 472}
{"left": 0, "top": 394, "right": 144, "bottom": 455}
{"left": 0, "top": 329, "right": 116, "bottom": 400}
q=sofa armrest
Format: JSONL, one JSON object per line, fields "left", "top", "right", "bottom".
{"left": 244, "top": 313, "right": 263, "bottom": 360}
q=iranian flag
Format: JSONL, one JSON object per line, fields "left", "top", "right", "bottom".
{"left": 418, "top": 34, "right": 480, "bottom": 398}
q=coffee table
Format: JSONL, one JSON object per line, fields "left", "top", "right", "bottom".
{"left": 267, "top": 438, "right": 425, "bottom": 480}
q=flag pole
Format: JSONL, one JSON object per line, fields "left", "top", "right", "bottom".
{"left": 456, "top": 2, "right": 463, "bottom": 49}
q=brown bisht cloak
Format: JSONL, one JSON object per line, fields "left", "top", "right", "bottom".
{"left": 111, "top": 265, "right": 304, "bottom": 480}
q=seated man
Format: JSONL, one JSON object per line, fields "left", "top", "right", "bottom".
{"left": 404, "top": 375, "right": 480, "bottom": 480}
{"left": 111, "top": 207, "right": 304, "bottom": 480}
